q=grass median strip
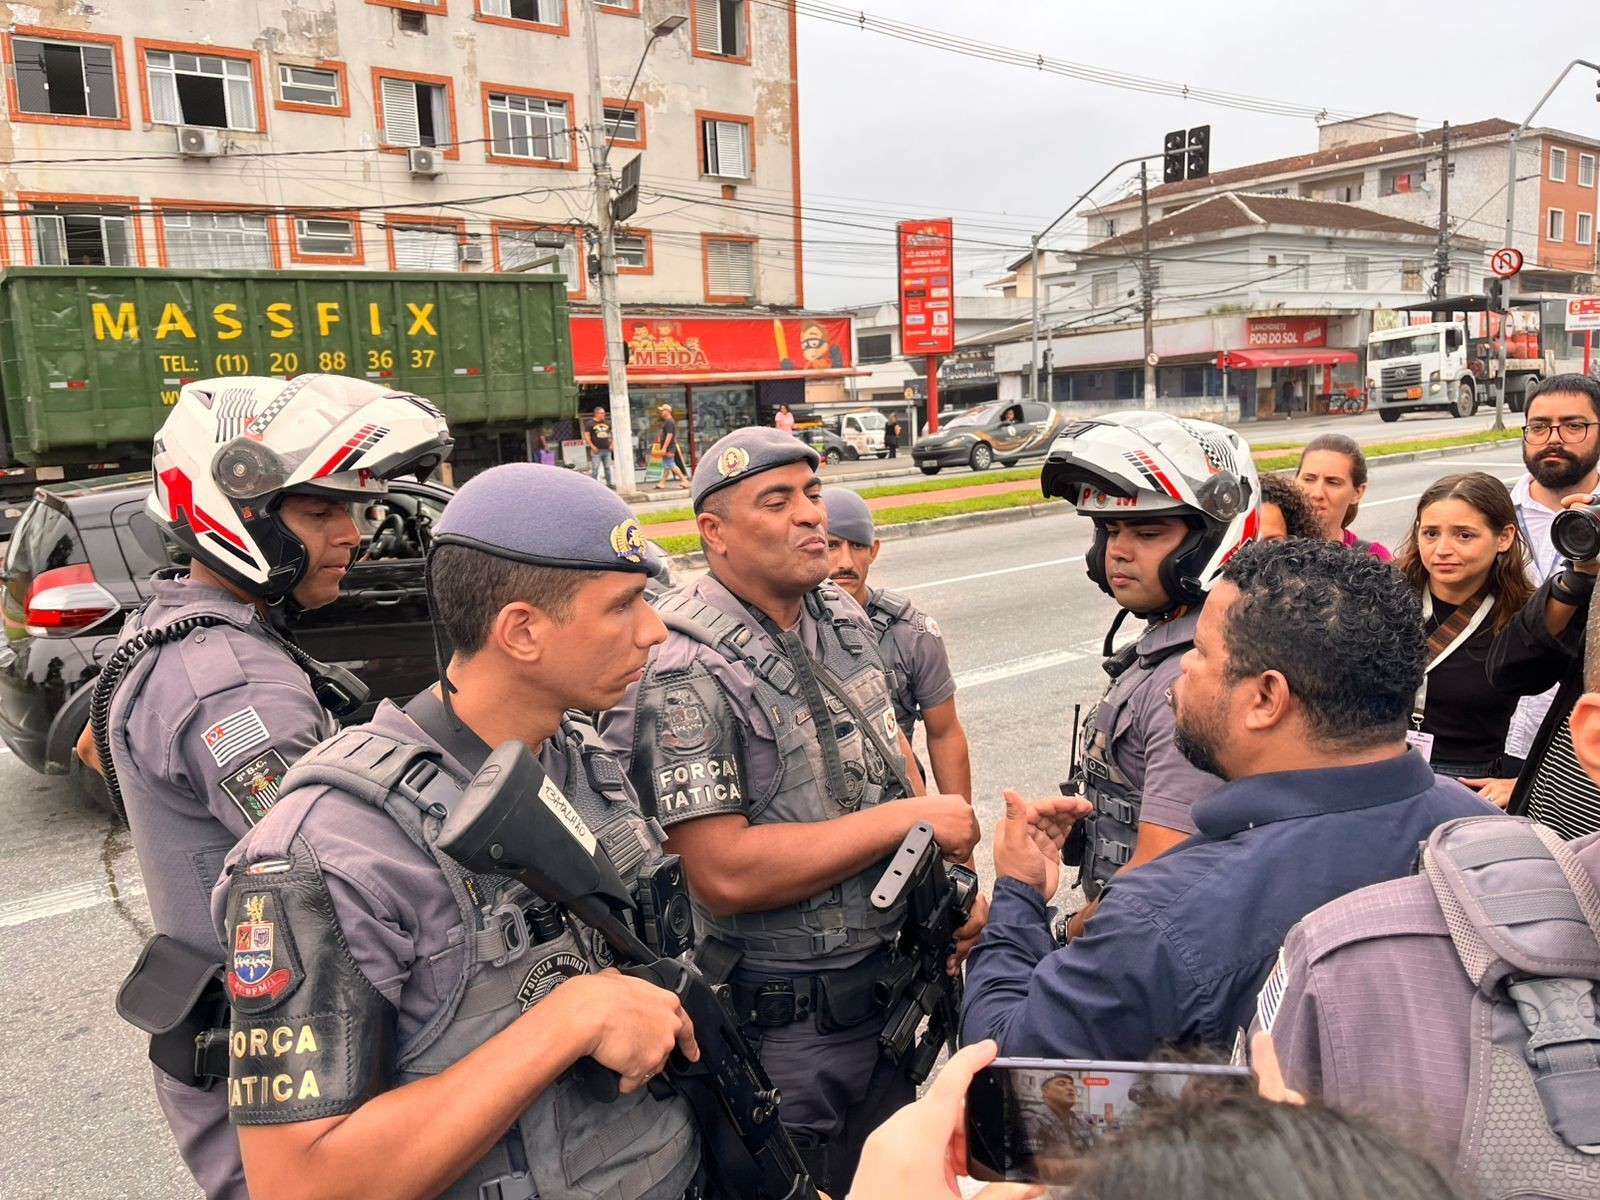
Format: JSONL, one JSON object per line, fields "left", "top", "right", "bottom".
{"left": 1254, "top": 428, "right": 1520, "bottom": 472}
{"left": 637, "top": 467, "right": 1042, "bottom": 525}
{"left": 653, "top": 491, "right": 1061, "bottom": 557}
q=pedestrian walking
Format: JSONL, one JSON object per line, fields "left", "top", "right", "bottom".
{"left": 655, "top": 402, "right": 691, "bottom": 490}
{"left": 885, "top": 416, "right": 902, "bottom": 459}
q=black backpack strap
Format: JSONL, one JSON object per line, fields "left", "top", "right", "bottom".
{"left": 653, "top": 592, "right": 797, "bottom": 694}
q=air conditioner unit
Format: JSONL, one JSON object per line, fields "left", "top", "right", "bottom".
{"left": 459, "top": 243, "right": 484, "bottom": 265}
{"left": 176, "top": 126, "right": 222, "bottom": 158}
{"left": 408, "top": 147, "right": 441, "bottom": 178}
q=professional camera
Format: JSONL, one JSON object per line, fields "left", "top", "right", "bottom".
{"left": 1551, "top": 503, "right": 1600, "bottom": 563}
{"left": 636, "top": 854, "right": 696, "bottom": 959}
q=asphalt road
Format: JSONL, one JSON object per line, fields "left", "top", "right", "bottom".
{"left": 0, "top": 439, "right": 1528, "bottom": 1198}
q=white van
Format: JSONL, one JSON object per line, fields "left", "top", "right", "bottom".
{"left": 839, "top": 411, "right": 887, "bottom": 458}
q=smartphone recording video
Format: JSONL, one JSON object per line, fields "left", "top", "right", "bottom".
{"left": 965, "top": 1057, "right": 1253, "bottom": 1184}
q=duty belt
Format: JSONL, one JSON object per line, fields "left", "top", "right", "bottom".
{"left": 730, "top": 947, "right": 897, "bottom": 1031}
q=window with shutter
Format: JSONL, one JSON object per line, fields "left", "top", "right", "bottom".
{"left": 381, "top": 76, "right": 421, "bottom": 145}
{"left": 705, "top": 238, "right": 755, "bottom": 299}
{"left": 693, "top": 0, "right": 746, "bottom": 57}
{"left": 392, "top": 226, "right": 461, "bottom": 271}
{"left": 702, "top": 118, "right": 750, "bottom": 178}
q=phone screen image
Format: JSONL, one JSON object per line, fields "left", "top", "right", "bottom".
{"left": 965, "top": 1057, "right": 1253, "bottom": 1184}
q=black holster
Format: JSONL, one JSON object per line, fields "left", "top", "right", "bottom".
{"left": 115, "top": 934, "right": 229, "bottom": 1089}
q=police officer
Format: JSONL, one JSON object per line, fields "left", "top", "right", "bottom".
{"left": 97, "top": 374, "right": 451, "bottom": 1200}
{"left": 820, "top": 487, "right": 972, "bottom": 804}
{"left": 211, "top": 464, "right": 701, "bottom": 1200}
{"left": 600, "top": 427, "right": 982, "bottom": 1194}
{"left": 1038, "top": 411, "right": 1259, "bottom": 935}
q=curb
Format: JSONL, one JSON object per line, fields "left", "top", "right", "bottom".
{"left": 660, "top": 435, "right": 1522, "bottom": 572}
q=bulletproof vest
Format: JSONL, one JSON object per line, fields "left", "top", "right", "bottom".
{"left": 652, "top": 582, "right": 909, "bottom": 968}
{"left": 1423, "top": 817, "right": 1600, "bottom": 1199}
{"left": 867, "top": 588, "right": 918, "bottom": 734}
{"left": 1076, "top": 607, "right": 1199, "bottom": 902}
{"left": 264, "top": 716, "right": 698, "bottom": 1200}
{"left": 108, "top": 590, "right": 331, "bottom": 958}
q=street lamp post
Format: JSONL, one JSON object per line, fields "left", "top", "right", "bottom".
{"left": 1029, "top": 152, "right": 1161, "bottom": 409}
{"left": 1491, "top": 58, "right": 1600, "bottom": 432}
{"left": 581, "top": 8, "right": 686, "bottom": 492}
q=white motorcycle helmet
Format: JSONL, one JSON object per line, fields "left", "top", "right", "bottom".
{"left": 1040, "top": 410, "right": 1260, "bottom": 614}
{"left": 149, "top": 374, "right": 453, "bottom": 600}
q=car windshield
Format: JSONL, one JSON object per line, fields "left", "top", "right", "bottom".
{"left": 851, "top": 413, "right": 886, "bottom": 431}
{"left": 1371, "top": 333, "right": 1439, "bottom": 359}
{"left": 945, "top": 404, "right": 999, "bottom": 429}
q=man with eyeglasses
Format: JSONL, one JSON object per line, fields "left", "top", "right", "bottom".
{"left": 1489, "top": 374, "right": 1600, "bottom": 837}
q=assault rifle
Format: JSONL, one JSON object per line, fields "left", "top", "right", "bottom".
{"left": 438, "top": 742, "right": 817, "bottom": 1200}
{"left": 871, "top": 822, "right": 980, "bottom": 1085}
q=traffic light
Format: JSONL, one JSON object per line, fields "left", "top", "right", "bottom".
{"left": 1486, "top": 277, "right": 1505, "bottom": 313}
{"left": 1163, "top": 129, "right": 1186, "bottom": 184}
{"left": 1186, "top": 125, "right": 1211, "bottom": 179}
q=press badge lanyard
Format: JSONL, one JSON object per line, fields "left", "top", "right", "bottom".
{"left": 1408, "top": 591, "right": 1493, "bottom": 760}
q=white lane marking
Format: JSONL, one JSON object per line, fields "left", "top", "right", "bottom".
{"left": 0, "top": 877, "right": 146, "bottom": 929}
{"left": 955, "top": 647, "right": 1087, "bottom": 691}
{"left": 900, "top": 555, "right": 1085, "bottom": 592}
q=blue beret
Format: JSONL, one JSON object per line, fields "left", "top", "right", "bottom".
{"left": 821, "top": 487, "right": 875, "bottom": 546}
{"left": 432, "top": 462, "right": 662, "bottom": 577}
{"left": 692, "top": 427, "right": 819, "bottom": 512}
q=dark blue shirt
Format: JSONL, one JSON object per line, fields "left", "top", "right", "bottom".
{"left": 961, "top": 749, "right": 1500, "bottom": 1058}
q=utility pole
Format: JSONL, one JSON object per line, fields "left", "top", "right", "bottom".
{"left": 1028, "top": 234, "right": 1041, "bottom": 403}
{"left": 581, "top": 0, "right": 635, "bottom": 492}
{"left": 1432, "top": 121, "right": 1451, "bottom": 300}
{"left": 1140, "top": 161, "right": 1156, "bottom": 409}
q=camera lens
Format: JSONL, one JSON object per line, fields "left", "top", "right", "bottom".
{"left": 1552, "top": 506, "right": 1600, "bottom": 563}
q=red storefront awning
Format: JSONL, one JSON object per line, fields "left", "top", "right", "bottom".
{"left": 1217, "top": 347, "right": 1358, "bottom": 369}
{"left": 575, "top": 367, "right": 868, "bottom": 385}
{"left": 570, "top": 313, "right": 855, "bottom": 382}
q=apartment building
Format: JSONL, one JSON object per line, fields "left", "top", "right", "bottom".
{"left": 0, "top": 0, "right": 841, "bottom": 466}
{"left": 988, "top": 193, "right": 1489, "bottom": 418}
{"left": 1088, "top": 114, "right": 1600, "bottom": 295}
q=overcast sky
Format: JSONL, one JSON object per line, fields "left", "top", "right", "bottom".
{"left": 793, "top": 0, "right": 1600, "bottom": 309}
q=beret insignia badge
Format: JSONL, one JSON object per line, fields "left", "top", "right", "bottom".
{"left": 609, "top": 517, "right": 647, "bottom": 564}
{"left": 718, "top": 446, "right": 751, "bottom": 478}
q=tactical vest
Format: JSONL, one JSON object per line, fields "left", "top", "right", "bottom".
{"left": 1076, "top": 608, "right": 1199, "bottom": 901}
{"left": 1422, "top": 817, "right": 1600, "bottom": 1200}
{"left": 108, "top": 592, "right": 334, "bottom": 957}
{"left": 258, "top": 714, "right": 698, "bottom": 1200}
{"left": 652, "top": 583, "right": 909, "bottom": 969}
{"left": 867, "top": 588, "right": 918, "bottom": 734}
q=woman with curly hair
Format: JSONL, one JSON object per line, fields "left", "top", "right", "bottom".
{"left": 1257, "top": 472, "right": 1322, "bottom": 542}
{"left": 1394, "top": 471, "right": 1534, "bottom": 802}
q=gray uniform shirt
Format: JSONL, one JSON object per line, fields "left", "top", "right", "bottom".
{"left": 869, "top": 588, "right": 956, "bottom": 739}
{"left": 1265, "top": 832, "right": 1600, "bottom": 1168}
{"left": 210, "top": 700, "right": 575, "bottom": 1040}
{"left": 117, "top": 576, "right": 336, "bottom": 954}
{"left": 1106, "top": 627, "right": 1217, "bottom": 836}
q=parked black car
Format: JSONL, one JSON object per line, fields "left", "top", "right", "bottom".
{"left": 0, "top": 474, "right": 445, "bottom": 814}
{"left": 798, "top": 427, "right": 859, "bottom": 466}
{"left": 911, "top": 401, "right": 1066, "bottom": 474}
